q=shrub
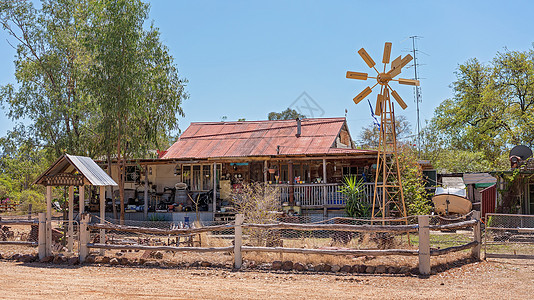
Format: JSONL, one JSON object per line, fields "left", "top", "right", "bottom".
{"left": 231, "top": 182, "right": 280, "bottom": 246}
{"left": 339, "top": 176, "right": 370, "bottom": 218}
{"left": 17, "top": 189, "right": 46, "bottom": 212}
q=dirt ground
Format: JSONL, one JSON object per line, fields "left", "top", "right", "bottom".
{"left": 0, "top": 258, "right": 533, "bottom": 299}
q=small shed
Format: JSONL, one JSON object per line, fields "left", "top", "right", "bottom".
{"left": 34, "top": 154, "right": 117, "bottom": 257}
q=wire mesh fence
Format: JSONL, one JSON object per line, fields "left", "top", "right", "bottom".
{"left": 484, "top": 213, "right": 534, "bottom": 258}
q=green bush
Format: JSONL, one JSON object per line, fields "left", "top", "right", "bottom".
{"left": 340, "top": 176, "right": 371, "bottom": 218}
{"left": 17, "top": 189, "right": 46, "bottom": 212}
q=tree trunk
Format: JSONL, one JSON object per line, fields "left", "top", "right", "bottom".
{"left": 107, "top": 154, "right": 117, "bottom": 220}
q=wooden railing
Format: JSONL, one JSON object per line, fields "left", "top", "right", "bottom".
{"left": 77, "top": 212, "right": 482, "bottom": 276}
{"left": 270, "top": 183, "right": 379, "bottom": 207}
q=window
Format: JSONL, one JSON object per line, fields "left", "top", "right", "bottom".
{"left": 182, "top": 165, "right": 191, "bottom": 188}
{"left": 192, "top": 165, "right": 201, "bottom": 190}
{"left": 202, "top": 165, "right": 211, "bottom": 190}
{"left": 125, "top": 166, "right": 140, "bottom": 183}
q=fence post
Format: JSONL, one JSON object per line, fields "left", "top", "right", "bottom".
{"left": 79, "top": 214, "right": 89, "bottom": 263}
{"left": 46, "top": 185, "right": 52, "bottom": 256}
{"left": 418, "top": 215, "right": 430, "bottom": 276}
{"left": 234, "top": 214, "right": 244, "bottom": 269}
{"left": 472, "top": 211, "right": 481, "bottom": 260}
{"left": 68, "top": 186, "right": 74, "bottom": 253}
{"left": 38, "top": 213, "right": 46, "bottom": 260}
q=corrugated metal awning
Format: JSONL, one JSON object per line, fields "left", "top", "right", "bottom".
{"left": 34, "top": 154, "right": 117, "bottom": 186}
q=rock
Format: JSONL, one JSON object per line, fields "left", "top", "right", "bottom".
{"left": 191, "top": 261, "right": 200, "bottom": 268}
{"left": 84, "top": 256, "right": 96, "bottom": 264}
{"left": 340, "top": 265, "right": 352, "bottom": 273}
{"left": 399, "top": 266, "right": 410, "bottom": 274}
{"left": 306, "top": 264, "right": 315, "bottom": 271}
{"left": 53, "top": 255, "right": 67, "bottom": 264}
{"left": 151, "top": 251, "right": 163, "bottom": 259}
{"left": 12, "top": 254, "right": 21, "bottom": 261}
{"left": 144, "top": 261, "right": 160, "bottom": 267}
{"left": 271, "top": 261, "right": 283, "bottom": 270}
{"left": 201, "top": 261, "right": 212, "bottom": 268}
{"left": 293, "top": 262, "right": 306, "bottom": 272}
{"left": 351, "top": 264, "right": 364, "bottom": 273}
{"left": 315, "top": 263, "right": 325, "bottom": 272}
{"left": 365, "top": 266, "right": 376, "bottom": 274}
{"left": 40, "top": 255, "right": 54, "bottom": 263}
{"left": 0, "top": 253, "right": 3, "bottom": 259}
{"left": 322, "top": 264, "right": 332, "bottom": 272}
{"left": 282, "top": 261, "right": 293, "bottom": 271}
{"left": 387, "top": 266, "right": 398, "bottom": 274}
{"left": 331, "top": 265, "right": 341, "bottom": 272}
{"left": 138, "top": 258, "right": 146, "bottom": 265}
{"left": 119, "top": 257, "right": 129, "bottom": 265}
{"left": 68, "top": 257, "right": 80, "bottom": 265}
{"left": 165, "top": 261, "right": 178, "bottom": 268}
{"left": 375, "top": 265, "right": 387, "bottom": 274}
{"left": 246, "top": 261, "right": 257, "bottom": 269}
{"left": 109, "top": 258, "right": 120, "bottom": 265}
{"left": 100, "top": 256, "right": 111, "bottom": 264}
{"left": 20, "top": 254, "right": 36, "bottom": 263}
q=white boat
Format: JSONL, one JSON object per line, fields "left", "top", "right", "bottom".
{"left": 432, "top": 187, "right": 472, "bottom": 215}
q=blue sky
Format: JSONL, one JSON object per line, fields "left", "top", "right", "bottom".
{"left": 1, "top": 0, "right": 533, "bottom": 144}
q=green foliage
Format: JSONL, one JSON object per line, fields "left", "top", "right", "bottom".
{"left": 359, "top": 115, "right": 411, "bottom": 149}
{"left": 268, "top": 108, "right": 306, "bottom": 120}
{"left": 424, "top": 48, "right": 534, "bottom": 171}
{"left": 398, "top": 145, "right": 432, "bottom": 216}
{"left": 339, "top": 176, "right": 370, "bottom": 218}
{"left": 16, "top": 189, "right": 46, "bottom": 213}
{"left": 1, "top": 0, "right": 188, "bottom": 221}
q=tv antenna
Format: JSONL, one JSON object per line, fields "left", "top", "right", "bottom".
{"left": 409, "top": 36, "right": 423, "bottom": 156}
{"left": 346, "top": 42, "right": 420, "bottom": 223}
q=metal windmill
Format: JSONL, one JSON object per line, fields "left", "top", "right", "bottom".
{"left": 346, "top": 42, "right": 420, "bottom": 223}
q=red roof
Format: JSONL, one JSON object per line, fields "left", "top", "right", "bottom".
{"left": 162, "top": 117, "right": 375, "bottom": 159}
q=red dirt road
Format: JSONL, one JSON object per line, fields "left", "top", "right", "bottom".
{"left": 1, "top": 259, "right": 533, "bottom": 299}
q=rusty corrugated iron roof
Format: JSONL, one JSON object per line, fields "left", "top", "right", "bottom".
{"left": 162, "top": 117, "right": 376, "bottom": 159}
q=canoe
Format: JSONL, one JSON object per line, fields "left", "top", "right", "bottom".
{"left": 432, "top": 194, "right": 472, "bottom": 215}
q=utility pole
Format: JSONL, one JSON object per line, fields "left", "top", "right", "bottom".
{"left": 409, "top": 36, "right": 423, "bottom": 157}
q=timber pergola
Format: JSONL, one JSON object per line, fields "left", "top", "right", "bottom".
{"left": 34, "top": 154, "right": 117, "bottom": 257}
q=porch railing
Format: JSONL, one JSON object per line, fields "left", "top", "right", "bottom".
{"left": 270, "top": 183, "right": 378, "bottom": 208}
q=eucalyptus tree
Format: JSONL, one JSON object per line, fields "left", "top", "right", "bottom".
{"left": 0, "top": 0, "right": 94, "bottom": 158}
{"left": 85, "top": 0, "right": 187, "bottom": 222}
{"left": 424, "top": 48, "right": 534, "bottom": 171}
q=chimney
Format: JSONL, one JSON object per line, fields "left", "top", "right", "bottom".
{"left": 296, "top": 118, "right": 301, "bottom": 137}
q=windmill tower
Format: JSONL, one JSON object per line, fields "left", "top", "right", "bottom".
{"left": 346, "top": 42, "right": 420, "bottom": 223}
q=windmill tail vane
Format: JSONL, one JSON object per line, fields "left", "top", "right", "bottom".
{"left": 346, "top": 42, "right": 420, "bottom": 224}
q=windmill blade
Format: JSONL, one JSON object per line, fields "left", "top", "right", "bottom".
{"left": 382, "top": 42, "right": 392, "bottom": 64}
{"left": 353, "top": 86, "right": 372, "bottom": 104}
{"left": 358, "top": 48, "right": 376, "bottom": 69}
{"left": 387, "top": 55, "right": 403, "bottom": 78}
{"left": 346, "top": 71, "right": 368, "bottom": 80}
{"left": 399, "top": 54, "right": 413, "bottom": 69}
{"left": 375, "top": 93, "right": 383, "bottom": 115}
{"left": 391, "top": 90, "right": 407, "bottom": 109}
{"left": 391, "top": 55, "right": 401, "bottom": 69}
{"left": 398, "top": 78, "right": 420, "bottom": 86}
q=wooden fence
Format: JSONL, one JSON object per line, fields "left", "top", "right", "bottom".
{"left": 75, "top": 211, "right": 481, "bottom": 275}
{"left": 0, "top": 218, "right": 40, "bottom": 247}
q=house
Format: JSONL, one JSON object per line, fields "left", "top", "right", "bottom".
{"left": 101, "top": 117, "right": 378, "bottom": 221}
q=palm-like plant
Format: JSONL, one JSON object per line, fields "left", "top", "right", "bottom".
{"left": 339, "top": 176, "right": 370, "bottom": 218}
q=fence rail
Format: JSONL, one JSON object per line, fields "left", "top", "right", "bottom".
{"left": 484, "top": 213, "right": 534, "bottom": 259}
{"left": 75, "top": 212, "right": 482, "bottom": 276}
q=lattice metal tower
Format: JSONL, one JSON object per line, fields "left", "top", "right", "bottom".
{"left": 346, "top": 42, "right": 420, "bottom": 222}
